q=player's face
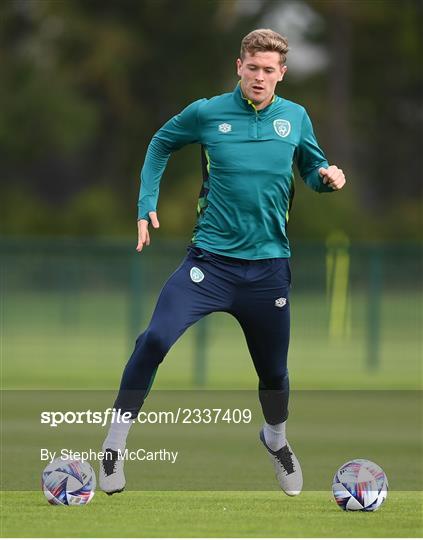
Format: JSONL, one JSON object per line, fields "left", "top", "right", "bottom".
{"left": 236, "top": 51, "right": 287, "bottom": 110}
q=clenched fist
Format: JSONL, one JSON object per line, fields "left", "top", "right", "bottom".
{"left": 319, "top": 165, "right": 346, "bottom": 190}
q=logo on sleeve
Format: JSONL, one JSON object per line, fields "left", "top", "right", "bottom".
{"left": 273, "top": 119, "right": 291, "bottom": 138}
{"left": 218, "top": 123, "right": 232, "bottom": 133}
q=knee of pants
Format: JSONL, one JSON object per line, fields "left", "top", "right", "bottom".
{"left": 259, "top": 371, "right": 289, "bottom": 391}
{"left": 135, "top": 328, "right": 170, "bottom": 364}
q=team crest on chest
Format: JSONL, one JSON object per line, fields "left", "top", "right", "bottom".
{"left": 273, "top": 119, "right": 291, "bottom": 138}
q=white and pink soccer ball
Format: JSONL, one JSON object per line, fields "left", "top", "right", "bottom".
{"left": 332, "top": 459, "right": 388, "bottom": 511}
{"left": 42, "top": 458, "right": 96, "bottom": 506}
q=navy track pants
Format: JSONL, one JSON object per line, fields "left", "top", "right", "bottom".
{"left": 114, "top": 245, "right": 292, "bottom": 424}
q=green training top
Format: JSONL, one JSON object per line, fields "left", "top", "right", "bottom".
{"left": 138, "top": 83, "right": 332, "bottom": 259}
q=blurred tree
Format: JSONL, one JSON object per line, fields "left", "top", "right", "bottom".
{"left": 266, "top": 0, "right": 422, "bottom": 241}
{"left": 310, "top": 0, "right": 423, "bottom": 209}
{"left": 0, "top": 0, "right": 273, "bottom": 234}
{"left": 0, "top": 0, "right": 421, "bottom": 239}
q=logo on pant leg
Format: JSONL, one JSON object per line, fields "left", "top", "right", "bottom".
{"left": 275, "top": 297, "right": 287, "bottom": 308}
{"left": 190, "top": 266, "right": 204, "bottom": 283}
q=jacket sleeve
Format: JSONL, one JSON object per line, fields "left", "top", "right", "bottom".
{"left": 295, "top": 109, "right": 333, "bottom": 193}
{"left": 138, "top": 99, "right": 205, "bottom": 220}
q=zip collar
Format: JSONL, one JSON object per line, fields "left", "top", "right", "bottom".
{"left": 234, "top": 82, "right": 277, "bottom": 114}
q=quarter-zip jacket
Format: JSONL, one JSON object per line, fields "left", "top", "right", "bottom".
{"left": 138, "top": 84, "right": 332, "bottom": 259}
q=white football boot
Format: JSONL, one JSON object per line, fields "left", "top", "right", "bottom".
{"left": 260, "top": 429, "right": 303, "bottom": 496}
{"left": 99, "top": 448, "right": 126, "bottom": 495}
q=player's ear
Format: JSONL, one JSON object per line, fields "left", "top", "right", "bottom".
{"left": 279, "top": 65, "right": 287, "bottom": 82}
{"left": 236, "top": 58, "right": 243, "bottom": 76}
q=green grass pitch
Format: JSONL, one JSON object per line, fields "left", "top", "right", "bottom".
{"left": 2, "top": 250, "right": 422, "bottom": 537}
{"left": 1, "top": 491, "right": 422, "bottom": 537}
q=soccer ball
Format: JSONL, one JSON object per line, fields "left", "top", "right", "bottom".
{"left": 332, "top": 459, "right": 388, "bottom": 511}
{"left": 42, "top": 458, "right": 96, "bottom": 506}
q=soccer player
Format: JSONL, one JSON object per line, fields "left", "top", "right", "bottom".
{"left": 99, "top": 28, "right": 346, "bottom": 496}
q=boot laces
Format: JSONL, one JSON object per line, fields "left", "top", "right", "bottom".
{"left": 102, "top": 449, "right": 119, "bottom": 476}
{"left": 274, "top": 445, "right": 295, "bottom": 475}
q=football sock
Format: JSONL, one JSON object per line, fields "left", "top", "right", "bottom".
{"left": 103, "top": 411, "right": 133, "bottom": 452}
{"left": 263, "top": 421, "right": 286, "bottom": 451}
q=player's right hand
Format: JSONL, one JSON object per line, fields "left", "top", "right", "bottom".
{"left": 136, "top": 212, "right": 160, "bottom": 252}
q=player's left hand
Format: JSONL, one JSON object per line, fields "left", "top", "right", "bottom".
{"left": 319, "top": 165, "right": 346, "bottom": 190}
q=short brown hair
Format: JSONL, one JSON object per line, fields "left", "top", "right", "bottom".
{"left": 240, "top": 29, "right": 289, "bottom": 65}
